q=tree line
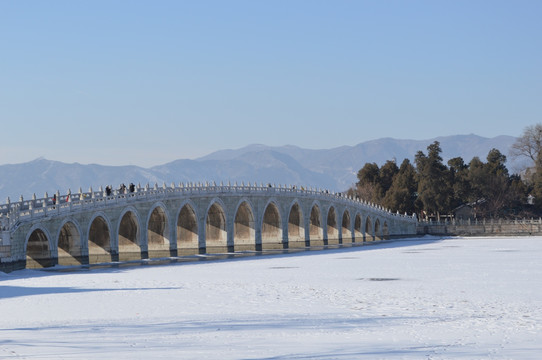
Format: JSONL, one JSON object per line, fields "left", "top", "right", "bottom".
{"left": 349, "top": 124, "right": 542, "bottom": 220}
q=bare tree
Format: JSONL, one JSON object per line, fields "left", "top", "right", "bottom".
{"left": 348, "top": 183, "right": 380, "bottom": 204}
{"left": 510, "top": 124, "right": 542, "bottom": 165}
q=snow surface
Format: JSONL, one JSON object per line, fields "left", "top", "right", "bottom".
{"left": 1, "top": 236, "right": 541, "bottom": 359}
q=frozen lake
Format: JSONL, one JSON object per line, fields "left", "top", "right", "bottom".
{"left": 1, "top": 236, "right": 541, "bottom": 359}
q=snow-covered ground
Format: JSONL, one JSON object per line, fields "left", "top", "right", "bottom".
{"left": 1, "top": 236, "right": 541, "bottom": 359}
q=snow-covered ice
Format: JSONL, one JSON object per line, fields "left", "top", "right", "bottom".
{"left": 1, "top": 236, "right": 541, "bottom": 359}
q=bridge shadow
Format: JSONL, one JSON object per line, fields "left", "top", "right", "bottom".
{"left": 0, "top": 285, "right": 180, "bottom": 300}
{"left": 0, "top": 312, "right": 454, "bottom": 359}
{"left": 1, "top": 235, "right": 446, "bottom": 278}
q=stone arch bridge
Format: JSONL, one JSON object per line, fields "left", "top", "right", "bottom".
{"left": 0, "top": 182, "right": 417, "bottom": 272}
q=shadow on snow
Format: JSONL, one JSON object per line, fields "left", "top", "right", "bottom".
{"left": 0, "top": 285, "right": 179, "bottom": 300}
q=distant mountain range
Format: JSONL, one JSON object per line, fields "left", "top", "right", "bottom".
{"left": 0, "top": 134, "right": 528, "bottom": 201}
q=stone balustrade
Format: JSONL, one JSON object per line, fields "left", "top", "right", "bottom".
{"left": 0, "top": 182, "right": 416, "bottom": 231}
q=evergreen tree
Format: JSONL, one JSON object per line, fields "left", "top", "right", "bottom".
{"left": 382, "top": 159, "right": 418, "bottom": 214}
{"left": 486, "top": 148, "right": 508, "bottom": 177}
{"left": 448, "top": 156, "right": 471, "bottom": 208}
{"left": 355, "top": 162, "right": 382, "bottom": 203}
{"left": 484, "top": 149, "right": 514, "bottom": 217}
{"left": 357, "top": 162, "right": 380, "bottom": 185}
{"left": 467, "top": 156, "right": 486, "bottom": 202}
{"left": 508, "top": 174, "right": 530, "bottom": 213}
{"left": 466, "top": 149, "right": 513, "bottom": 217}
{"left": 379, "top": 160, "right": 399, "bottom": 195}
{"left": 415, "top": 141, "right": 453, "bottom": 218}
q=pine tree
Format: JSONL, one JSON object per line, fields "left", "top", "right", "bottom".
{"left": 467, "top": 156, "right": 486, "bottom": 202}
{"left": 483, "top": 149, "right": 512, "bottom": 217}
{"left": 379, "top": 160, "right": 399, "bottom": 196}
{"left": 383, "top": 159, "right": 418, "bottom": 214}
{"left": 415, "top": 141, "right": 453, "bottom": 219}
{"left": 356, "top": 162, "right": 382, "bottom": 202}
{"left": 447, "top": 156, "right": 471, "bottom": 208}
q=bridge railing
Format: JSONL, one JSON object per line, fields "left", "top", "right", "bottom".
{"left": 419, "top": 217, "right": 542, "bottom": 226}
{"left": 0, "top": 182, "right": 416, "bottom": 231}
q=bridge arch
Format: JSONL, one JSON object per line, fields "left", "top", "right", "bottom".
{"left": 25, "top": 225, "right": 54, "bottom": 268}
{"left": 234, "top": 200, "right": 256, "bottom": 251}
{"left": 382, "top": 220, "right": 390, "bottom": 240}
{"left": 117, "top": 207, "right": 143, "bottom": 261}
{"left": 206, "top": 199, "right": 228, "bottom": 253}
{"left": 375, "top": 218, "right": 382, "bottom": 240}
{"left": 341, "top": 209, "right": 352, "bottom": 244}
{"left": 309, "top": 202, "right": 324, "bottom": 245}
{"left": 176, "top": 201, "right": 199, "bottom": 255}
{"left": 326, "top": 206, "right": 338, "bottom": 245}
{"left": 261, "top": 200, "right": 282, "bottom": 250}
{"left": 287, "top": 201, "right": 305, "bottom": 248}
{"left": 147, "top": 202, "right": 172, "bottom": 258}
{"left": 354, "top": 213, "right": 363, "bottom": 242}
{"left": 56, "top": 218, "right": 84, "bottom": 265}
{"left": 88, "top": 213, "right": 113, "bottom": 263}
{"left": 365, "top": 215, "right": 374, "bottom": 241}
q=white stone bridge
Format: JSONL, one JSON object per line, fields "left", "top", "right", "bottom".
{"left": 0, "top": 182, "right": 417, "bottom": 272}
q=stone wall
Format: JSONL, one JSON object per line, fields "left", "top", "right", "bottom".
{"left": 417, "top": 219, "right": 542, "bottom": 236}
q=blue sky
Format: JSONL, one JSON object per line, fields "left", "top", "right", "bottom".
{"left": 1, "top": 1, "right": 541, "bottom": 166}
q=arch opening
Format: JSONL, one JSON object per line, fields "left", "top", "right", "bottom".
{"left": 354, "top": 214, "right": 363, "bottom": 242}
{"left": 89, "top": 216, "right": 112, "bottom": 263}
{"left": 234, "top": 202, "right": 255, "bottom": 251}
{"left": 119, "top": 211, "right": 141, "bottom": 261}
{"left": 177, "top": 204, "right": 199, "bottom": 255}
{"left": 148, "top": 207, "right": 171, "bottom": 258}
{"left": 26, "top": 229, "right": 53, "bottom": 268}
{"left": 342, "top": 210, "right": 352, "bottom": 244}
{"left": 366, "top": 216, "right": 374, "bottom": 241}
{"left": 383, "top": 221, "right": 390, "bottom": 240}
{"left": 327, "top": 207, "right": 338, "bottom": 245}
{"left": 262, "top": 202, "right": 282, "bottom": 250}
{"left": 310, "top": 205, "right": 324, "bottom": 246}
{"left": 288, "top": 203, "right": 305, "bottom": 248}
{"left": 206, "top": 203, "right": 227, "bottom": 253}
{"left": 375, "top": 219, "right": 382, "bottom": 241}
{"left": 58, "top": 222, "right": 83, "bottom": 265}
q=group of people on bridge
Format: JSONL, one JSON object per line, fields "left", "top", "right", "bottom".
{"left": 48, "top": 183, "right": 138, "bottom": 205}
{"left": 105, "top": 183, "right": 136, "bottom": 196}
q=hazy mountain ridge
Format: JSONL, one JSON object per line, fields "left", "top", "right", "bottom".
{"left": 0, "top": 135, "right": 523, "bottom": 201}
